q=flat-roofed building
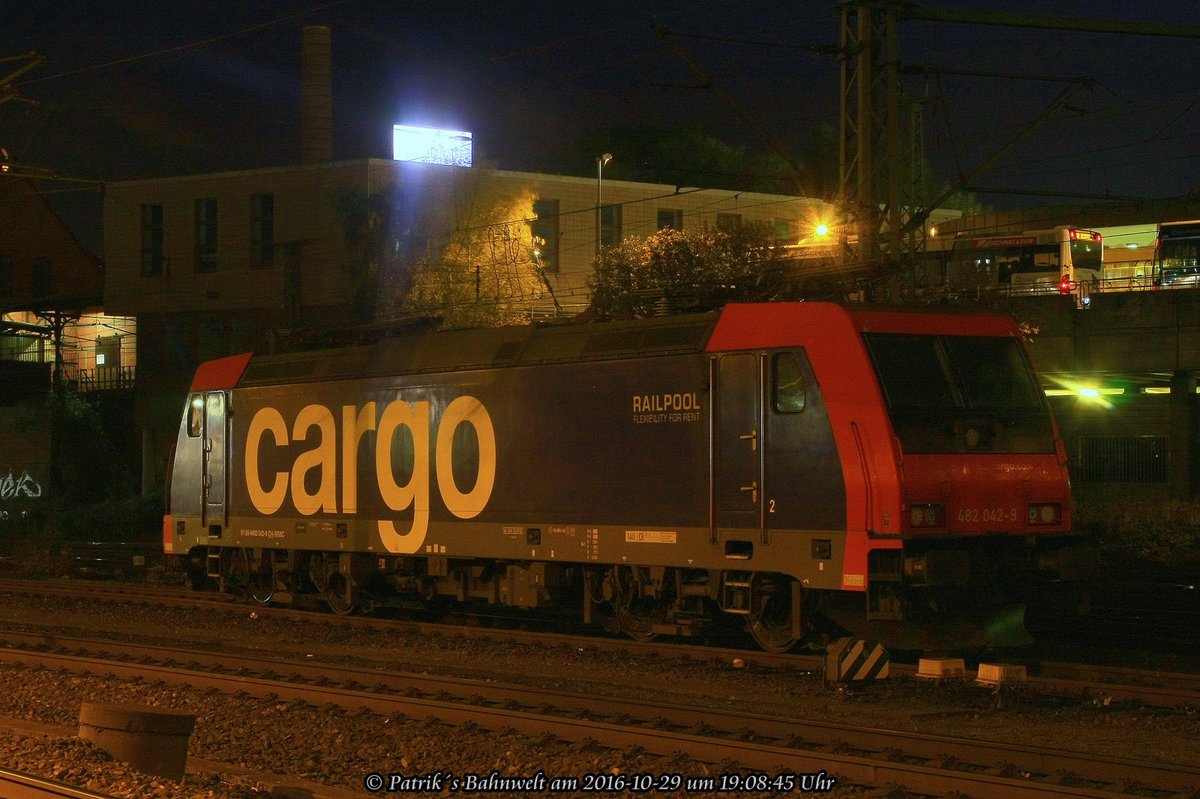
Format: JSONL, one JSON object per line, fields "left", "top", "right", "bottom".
{"left": 104, "top": 158, "right": 961, "bottom": 484}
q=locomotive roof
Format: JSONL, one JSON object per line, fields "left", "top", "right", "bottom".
{"left": 193, "top": 302, "right": 1020, "bottom": 391}
{"left": 234, "top": 311, "right": 723, "bottom": 387}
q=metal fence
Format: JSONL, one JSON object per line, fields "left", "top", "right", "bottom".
{"left": 1077, "top": 435, "right": 1169, "bottom": 484}
{"left": 74, "top": 366, "right": 137, "bottom": 392}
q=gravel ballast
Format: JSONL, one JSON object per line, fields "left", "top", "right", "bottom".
{"left": 0, "top": 587, "right": 1196, "bottom": 797}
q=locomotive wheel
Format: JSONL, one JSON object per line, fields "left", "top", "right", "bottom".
{"left": 242, "top": 549, "right": 275, "bottom": 604}
{"left": 224, "top": 549, "right": 274, "bottom": 604}
{"left": 609, "top": 566, "right": 662, "bottom": 642}
{"left": 745, "top": 574, "right": 802, "bottom": 653}
{"left": 321, "top": 556, "right": 357, "bottom": 616}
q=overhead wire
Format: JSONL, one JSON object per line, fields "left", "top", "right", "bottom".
{"left": 19, "top": 0, "right": 360, "bottom": 86}
{"left": 917, "top": 60, "right": 1199, "bottom": 194}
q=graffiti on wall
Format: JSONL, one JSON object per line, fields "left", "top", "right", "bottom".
{"left": 0, "top": 469, "right": 42, "bottom": 520}
{"left": 0, "top": 470, "right": 42, "bottom": 500}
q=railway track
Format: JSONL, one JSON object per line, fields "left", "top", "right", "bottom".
{"left": 1, "top": 577, "right": 1197, "bottom": 710}
{"left": 0, "top": 630, "right": 1197, "bottom": 798}
{"left": 0, "top": 768, "right": 121, "bottom": 799}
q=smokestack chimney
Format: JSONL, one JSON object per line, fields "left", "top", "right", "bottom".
{"left": 301, "top": 25, "right": 333, "bottom": 164}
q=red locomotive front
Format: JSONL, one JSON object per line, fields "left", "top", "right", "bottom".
{"left": 709, "top": 303, "right": 1082, "bottom": 647}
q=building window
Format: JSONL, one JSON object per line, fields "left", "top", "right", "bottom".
{"left": 95, "top": 335, "right": 123, "bottom": 389}
{"left": 530, "top": 199, "right": 559, "bottom": 273}
{"left": 716, "top": 213, "right": 742, "bottom": 232}
{"left": 600, "top": 204, "right": 622, "bottom": 248}
{"left": 140, "top": 204, "right": 165, "bottom": 276}
{"left": 657, "top": 208, "right": 683, "bottom": 231}
{"left": 194, "top": 198, "right": 218, "bottom": 272}
{"left": 31, "top": 257, "right": 50, "bottom": 297}
{"left": 250, "top": 193, "right": 275, "bottom": 267}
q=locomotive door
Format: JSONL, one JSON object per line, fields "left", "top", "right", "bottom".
{"left": 713, "top": 353, "right": 763, "bottom": 539}
{"left": 201, "top": 391, "right": 228, "bottom": 533}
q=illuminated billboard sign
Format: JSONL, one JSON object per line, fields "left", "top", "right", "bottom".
{"left": 392, "top": 125, "right": 473, "bottom": 166}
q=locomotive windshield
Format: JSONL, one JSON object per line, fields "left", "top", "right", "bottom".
{"left": 863, "top": 332, "right": 1055, "bottom": 454}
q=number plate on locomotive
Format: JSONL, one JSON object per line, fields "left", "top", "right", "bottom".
{"left": 955, "top": 507, "right": 1018, "bottom": 523}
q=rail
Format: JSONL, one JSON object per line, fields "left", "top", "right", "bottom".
{"left": 0, "top": 768, "right": 121, "bottom": 799}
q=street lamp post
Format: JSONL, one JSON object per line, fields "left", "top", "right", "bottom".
{"left": 596, "top": 153, "right": 612, "bottom": 257}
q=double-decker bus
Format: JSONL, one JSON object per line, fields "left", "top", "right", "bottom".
{"left": 1153, "top": 220, "right": 1200, "bottom": 287}
{"left": 940, "top": 226, "right": 1103, "bottom": 307}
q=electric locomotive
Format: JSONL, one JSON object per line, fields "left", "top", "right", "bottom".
{"left": 163, "top": 302, "right": 1084, "bottom": 650}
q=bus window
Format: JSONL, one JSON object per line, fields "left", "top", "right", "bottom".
{"left": 1156, "top": 221, "right": 1200, "bottom": 285}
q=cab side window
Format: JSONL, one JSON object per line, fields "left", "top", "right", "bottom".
{"left": 773, "top": 353, "right": 806, "bottom": 413}
{"left": 187, "top": 396, "right": 204, "bottom": 437}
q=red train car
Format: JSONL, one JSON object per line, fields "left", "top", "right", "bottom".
{"left": 163, "top": 302, "right": 1083, "bottom": 650}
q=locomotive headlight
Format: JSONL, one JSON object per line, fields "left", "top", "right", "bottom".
{"left": 908, "top": 503, "right": 946, "bottom": 528}
{"left": 1027, "top": 502, "right": 1062, "bottom": 526}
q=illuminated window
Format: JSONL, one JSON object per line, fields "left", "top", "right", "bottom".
{"left": 657, "top": 208, "right": 682, "bottom": 231}
{"left": 530, "top": 199, "right": 559, "bottom": 273}
{"left": 140, "top": 204, "right": 165, "bottom": 276}
{"left": 194, "top": 198, "right": 218, "bottom": 272}
{"left": 250, "top": 193, "right": 274, "bottom": 267}
{"left": 599, "top": 204, "right": 622, "bottom": 248}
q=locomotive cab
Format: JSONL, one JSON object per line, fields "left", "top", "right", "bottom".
{"left": 849, "top": 320, "right": 1084, "bottom": 647}
{"left": 709, "top": 303, "right": 1085, "bottom": 649}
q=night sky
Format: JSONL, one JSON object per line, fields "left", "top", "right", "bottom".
{"left": 3, "top": 0, "right": 1199, "bottom": 250}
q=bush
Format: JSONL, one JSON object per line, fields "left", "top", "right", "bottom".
{"left": 51, "top": 487, "right": 164, "bottom": 542}
{"left": 1074, "top": 497, "right": 1200, "bottom": 576}
{"left": 0, "top": 489, "right": 164, "bottom": 579}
